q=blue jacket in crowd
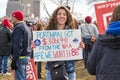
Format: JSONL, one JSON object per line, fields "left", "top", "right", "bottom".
{"left": 87, "top": 21, "right": 120, "bottom": 80}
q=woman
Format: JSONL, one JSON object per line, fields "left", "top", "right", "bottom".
{"left": 87, "top": 4, "right": 120, "bottom": 80}
{"left": 45, "top": 6, "right": 76, "bottom": 80}
{"left": 34, "top": 21, "right": 44, "bottom": 79}
{"left": 34, "top": 21, "right": 44, "bottom": 31}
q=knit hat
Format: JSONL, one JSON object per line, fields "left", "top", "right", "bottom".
{"left": 85, "top": 16, "right": 92, "bottom": 24}
{"left": 12, "top": 10, "right": 24, "bottom": 21}
{"left": 2, "top": 18, "right": 11, "bottom": 28}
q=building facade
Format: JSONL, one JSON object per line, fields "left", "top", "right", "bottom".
{"left": 33, "top": 0, "right": 40, "bottom": 17}
{"left": 6, "top": 0, "right": 40, "bottom": 18}
{"left": 6, "top": 0, "right": 23, "bottom": 17}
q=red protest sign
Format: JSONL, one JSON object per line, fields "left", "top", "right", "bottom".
{"left": 94, "top": 0, "right": 120, "bottom": 34}
{"left": 26, "top": 58, "right": 38, "bottom": 80}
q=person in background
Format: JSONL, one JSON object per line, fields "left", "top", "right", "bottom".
{"left": 34, "top": 21, "right": 44, "bottom": 30}
{"left": 0, "top": 18, "right": 12, "bottom": 76}
{"left": 10, "top": 10, "right": 33, "bottom": 80}
{"left": 26, "top": 20, "right": 34, "bottom": 31}
{"left": 45, "top": 6, "right": 76, "bottom": 80}
{"left": 80, "top": 16, "right": 98, "bottom": 68}
{"left": 87, "top": 4, "right": 120, "bottom": 80}
{"left": 34, "top": 21, "right": 44, "bottom": 79}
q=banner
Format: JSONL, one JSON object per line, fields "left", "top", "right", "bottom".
{"left": 94, "top": 0, "right": 120, "bottom": 34}
{"left": 33, "top": 30, "right": 83, "bottom": 62}
{"left": 26, "top": 58, "right": 38, "bottom": 80}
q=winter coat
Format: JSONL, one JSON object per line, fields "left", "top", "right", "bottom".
{"left": 46, "top": 60, "right": 75, "bottom": 73}
{"left": 87, "top": 21, "right": 120, "bottom": 80}
{"left": 11, "top": 22, "right": 32, "bottom": 62}
{"left": 0, "top": 26, "right": 11, "bottom": 56}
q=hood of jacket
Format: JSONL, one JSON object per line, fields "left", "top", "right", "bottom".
{"left": 98, "top": 21, "right": 120, "bottom": 49}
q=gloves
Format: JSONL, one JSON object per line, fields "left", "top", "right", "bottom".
{"left": 11, "top": 61, "right": 18, "bottom": 70}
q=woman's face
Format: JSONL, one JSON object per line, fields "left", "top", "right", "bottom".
{"left": 56, "top": 9, "right": 67, "bottom": 26}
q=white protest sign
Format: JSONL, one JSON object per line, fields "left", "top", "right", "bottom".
{"left": 33, "top": 30, "right": 83, "bottom": 62}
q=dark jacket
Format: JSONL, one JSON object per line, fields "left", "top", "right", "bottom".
{"left": 87, "top": 21, "right": 120, "bottom": 80}
{"left": 11, "top": 22, "right": 32, "bottom": 62}
{"left": 0, "top": 26, "right": 11, "bottom": 56}
{"left": 46, "top": 60, "right": 75, "bottom": 73}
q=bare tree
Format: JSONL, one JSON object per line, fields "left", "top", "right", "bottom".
{"left": 49, "top": 0, "right": 61, "bottom": 5}
{"left": 71, "top": 0, "right": 75, "bottom": 13}
{"left": 87, "top": 0, "right": 109, "bottom": 11}
{"left": 50, "top": 0, "right": 72, "bottom": 6}
{"left": 50, "top": 0, "right": 76, "bottom": 13}
{"left": 40, "top": 0, "right": 113, "bottom": 18}
{"left": 65, "top": 0, "right": 69, "bottom": 5}
{"left": 40, "top": 0, "right": 76, "bottom": 17}
{"left": 87, "top": 0, "right": 108, "bottom": 4}
{"left": 41, "top": 0, "right": 51, "bottom": 17}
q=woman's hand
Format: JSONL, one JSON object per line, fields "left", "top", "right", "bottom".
{"left": 79, "top": 41, "right": 85, "bottom": 49}
{"left": 31, "top": 41, "right": 36, "bottom": 50}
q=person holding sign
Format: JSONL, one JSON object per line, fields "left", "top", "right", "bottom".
{"left": 87, "top": 4, "right": 120, "bottom": 80}
{"left": 34, "top": 21, "right": 44, "bottom": 79}
{"left": 45, "top": 6, "right": 76, "bottom": 80}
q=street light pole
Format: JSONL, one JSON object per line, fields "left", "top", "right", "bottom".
{"left": 27, "top": 3, "right": 31, "bottom": 18}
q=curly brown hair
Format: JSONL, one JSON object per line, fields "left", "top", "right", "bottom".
{"left": 45, "top": 6, "right": 75, "bottom": 30}
{"left": 111, "top": 4, "right": 120, "bottom": 22}
{"left": 34, "top": 21, "right": 44, "bottom": 31}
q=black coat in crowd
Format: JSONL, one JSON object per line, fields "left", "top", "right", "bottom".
{"left": 87, "top": 33, "right": 120, "bottom": 80}
{"left": 0, "top": 26, "right": 11, "bottom": 56}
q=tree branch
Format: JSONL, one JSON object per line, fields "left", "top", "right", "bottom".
{"left": 41, "top": 0, "right": 51, "bottom": 17}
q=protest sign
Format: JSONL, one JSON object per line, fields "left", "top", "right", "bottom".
{"left": 26, "top": 58, "right": 38, "bottom": 80}
{"left": 33, "top": 30, "right": 82, "bottom": 62}
{"left": 94, "top": 0, "right": 120, "bottom": 34}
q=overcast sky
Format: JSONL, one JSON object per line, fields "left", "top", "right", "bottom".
{"left": 0, "top": 0, "right": 8, "bottom": 18}
{"left": 40, "top": 0, "right": 90, "bottom": 20}
{"left": 0, "top": 0, "right": 107, "bottom": 20}
{"left": 0, "top": 0, "right": 91, "bottom": 19}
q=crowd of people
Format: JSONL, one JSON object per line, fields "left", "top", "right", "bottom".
{"left": 0, "top": 4, "right": 120, "bottom": 80}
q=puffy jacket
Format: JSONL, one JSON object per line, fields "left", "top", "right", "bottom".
{"left": 87, "top": 21, "right": 120, "bottom": 80}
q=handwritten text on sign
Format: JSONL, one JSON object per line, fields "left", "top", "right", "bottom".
{"left": 33, "top": 30, "right": 82, "bottom": 62}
